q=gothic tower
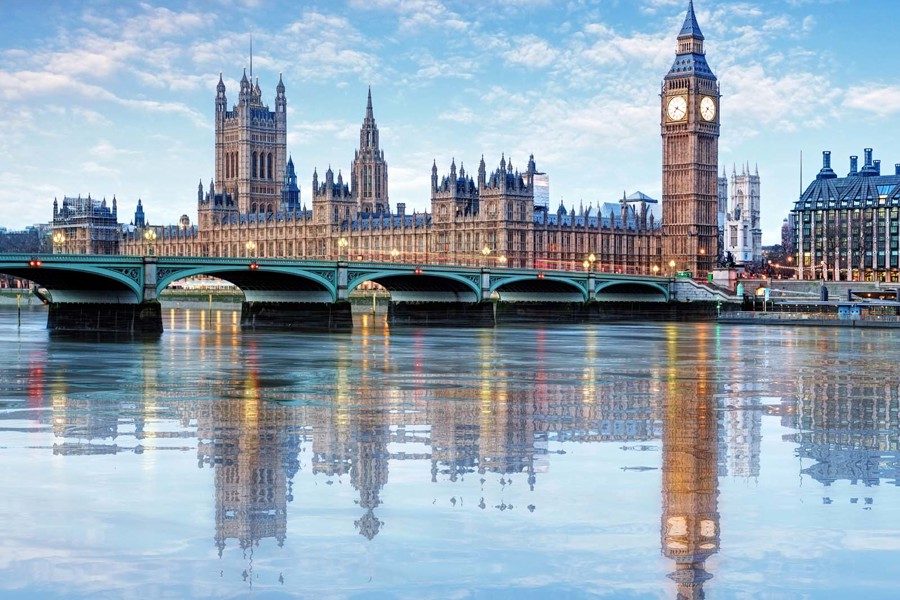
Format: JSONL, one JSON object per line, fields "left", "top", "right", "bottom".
{"left": 351, "top": 87, "right": 389, "bottom": 214}
{"left": 214, "top": 68, "right": 287, "bottom": 215}
{"left": 661, "top": 1, "right": 720, "bottom": 275}
{"left": 725, "top": 164, "right": 762, "bottom": 265}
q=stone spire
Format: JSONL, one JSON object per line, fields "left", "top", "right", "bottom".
{"left": 679, "top": 0, "right": 704, "bottom": 41}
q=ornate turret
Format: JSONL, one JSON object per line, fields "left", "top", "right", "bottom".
{"left": 281, "top": 156, "right": 300, "bottom": 212}
{"left": 352, "top": 87, "right": 389, "bottom": 213}
{"left": 239, "top": 68, "right": 251, "bottom": 103}
{"left": 216, "top": 73, "right": 226, "bottom": 116}
{"left": 134, "top": 199, "right": 145, "bottom": 228}
{"left": 275, "top": 73, "right": 286, "bottom": 113}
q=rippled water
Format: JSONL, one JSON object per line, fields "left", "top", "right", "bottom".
{"left": 1, "top": 305, "right": 898, "bottom": 599}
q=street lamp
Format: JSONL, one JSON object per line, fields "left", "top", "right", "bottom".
{"left": 652, "top": 264, "right": 660, "bottom": 276}
{"left": 337, "top": 237, "right": 349, "bottom": 261}
{"left": 668, "top": 259, "right": 676, "bottom": 276}
{"left": 583, "top": 259, "right": 590, "bottom": 271}
{"left": 481, "top": 245, "right": 491, "bottom": 267}
{"left": 245, "top": 240, "right": 257, "bottom": 258}
{"left": 144, "top": 228, "right": 157, "bottom": 256}
{"left": 498, "top": 255, "right": 507, "bottom": 267}
{"left": 52, "top": 231, "right": 66, "bottom": 254}
{"left": 390, "top": 247, "right": 400, "bottom": 262}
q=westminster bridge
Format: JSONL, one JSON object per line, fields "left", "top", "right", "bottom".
{"left": 0, "top": 254, "right": 736, "bottom": 332}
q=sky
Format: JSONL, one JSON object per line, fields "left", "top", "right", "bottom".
{"left": 1, "top": 0, "right": 899, "bottom": 244}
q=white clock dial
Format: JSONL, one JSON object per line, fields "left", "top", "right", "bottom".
{"left": 667, "top": 96, "right": 687, "bottom": 121}
{"left": 700, "top": 96, "right": 716, "bottom": 121}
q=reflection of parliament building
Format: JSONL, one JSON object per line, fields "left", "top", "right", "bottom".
{"left": 50, "top": 1, "right": 726, "bottom": 277}
{"left": 192, "top": 392, "right": 303, "bottom": 554}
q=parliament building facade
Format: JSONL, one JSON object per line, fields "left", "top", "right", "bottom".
{"left": 58, "top": 2, "right": 717, "bottom": 277}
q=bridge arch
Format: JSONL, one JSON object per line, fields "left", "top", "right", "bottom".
{"left": 156, "top": 265, "right": 337, "bottom": 302}
{"left": 490, "top": 274, "right": 589, "bottom": 303}
{"left": 594, "top": 280, "right": 669, "bottom": 303}
{"left": 0, "top": 258, "right": 144, "bottom": 303}
{"left": 348, "top": 268, "right": 481, "bottom": 303}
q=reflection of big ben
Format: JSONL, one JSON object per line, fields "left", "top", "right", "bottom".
{"left": 661, "top": 324, "right": 720, "bottom": 599}
{"left": 662, "top": 1, "right": 720, "bottom": 276}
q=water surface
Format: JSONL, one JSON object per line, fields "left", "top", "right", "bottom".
{"left": 1, "top": 306, "right": 898, "bottom": 599}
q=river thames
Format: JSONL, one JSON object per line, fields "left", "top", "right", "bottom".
{"left": 1, "top": 305, "right": 898, "bottom": 599}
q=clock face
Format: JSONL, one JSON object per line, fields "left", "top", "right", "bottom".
{"left": 700, "top": 96, "right": 716, "bottom": 121}
{"left": 667, "top": 96, "right": 687, "bottom": 121}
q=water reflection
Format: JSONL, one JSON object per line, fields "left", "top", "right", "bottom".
{"left": 3, "top": 307, "right": 900, "bottom": 597}
{"left": 661, "top": 324, "right": 719, "bottom": 599}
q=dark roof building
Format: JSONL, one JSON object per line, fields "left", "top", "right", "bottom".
{"left": 792, "top": 149, "right": 900, "bottom": 281}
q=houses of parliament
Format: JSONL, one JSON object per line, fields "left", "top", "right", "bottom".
{"left": 52, "top": 2, "right": 719, "bottom": 277}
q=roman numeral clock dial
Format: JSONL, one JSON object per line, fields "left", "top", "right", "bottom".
{"left": 667, "top": 95, "right": 687, "bottom": 121}
{"left": 700, "top": 96, "right": 716, "bottom": 121}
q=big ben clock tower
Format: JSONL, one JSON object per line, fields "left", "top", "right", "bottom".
{"left": 662, "top": 1, "right": 720, "bottom": 276}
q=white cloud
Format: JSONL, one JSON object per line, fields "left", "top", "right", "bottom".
{"left": 842, "top": 85, "right": 900, "bottom": 117}
{"left": 349, "top": 0, "right": 469, "bottom": 32}
{"left": 503, "top": 35, "right": 559, "bottom": 69}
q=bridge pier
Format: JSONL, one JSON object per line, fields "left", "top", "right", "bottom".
{"left": 495, "top": 301, "right": 591, "bottom": 324}
{"left": 387, "top": 301, "right": 496, "bottom": 327}
{"left": 586, "top": 300, "right": 723, "bottom": 321}
{"left": 47, "top": 301, "right": 163, "bottom": 334}
{"left": 241, "top": 301, "right": 353, "bottom": 331}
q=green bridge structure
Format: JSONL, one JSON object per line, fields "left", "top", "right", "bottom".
{"left": 0, "top": 254, "right": 737, "bottom": 333}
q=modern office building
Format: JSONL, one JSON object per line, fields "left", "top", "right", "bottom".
{"left": 792, "top": 149, "right": 900, "bottom": 281}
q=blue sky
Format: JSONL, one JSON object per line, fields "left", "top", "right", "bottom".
{"left": 2, "top": 0, "right": 899, "bottom": 244}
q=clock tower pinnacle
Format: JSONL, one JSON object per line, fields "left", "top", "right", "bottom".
{"left": 661, "top": 0, "right": 720, "bottom": 276}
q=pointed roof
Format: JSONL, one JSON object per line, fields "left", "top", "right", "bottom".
{"left": 366, "top": 86, "right": 374, "bottom": 120}
{"left": 678, "top": 0, "right": 704, "bottom": 40}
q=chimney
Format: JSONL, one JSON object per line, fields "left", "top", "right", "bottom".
{"left": 874, "top": 160, "right": 881, "bottom": 175}
{"left": 895, "top": 164, "right": 900, "bottom": 176}
{"left": 817, "top": 151, "right": 836, "bottom": 179}
{"left": 865, "top": 148, "right": 874, "bottom": 167}
{"left": 397, "top": 203, "right": 406, "bottom": 216}
{"left": 850, "top": 156, "right": 858, "bottom": 175}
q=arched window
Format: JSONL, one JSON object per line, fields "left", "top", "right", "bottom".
{"left": 267, "top": 153, "right": 273, "bottom": 180}
{"left": 259, "top": 153, "right": 265, "bottom": 180}
{"left": 252, "top": 152, "right": 258, "bottom": 178}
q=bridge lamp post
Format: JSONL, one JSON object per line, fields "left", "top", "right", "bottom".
{"left": 498, "top": 255, "right": 507, "bottom": 268}
{"left": 481, "top": 245, "right": 491, "bottom": 268}
{"left": 390, "top": 248, "right": 399, "bottom": 263}
{"left": 583, "top": 259, "right": 590, "bottom": 271}
{"left": 668, "top": 259, "right": 676, "bottom": 277}
{"left": 52, "top": 232, "right": 66, "bottom": 254}
{"left": 337, "top": 237, "right": 349, "bottom": 261}
{"left": 144, "top": 228, "right": 157, "bottom": 256}
{"left": 245, "top": 240, "right": 257, "bottom": 259}
{"left": 652, "top": 264, "right": 660, "bottom": 276}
